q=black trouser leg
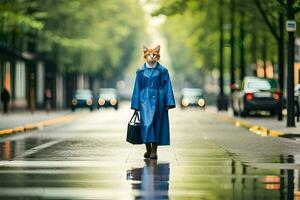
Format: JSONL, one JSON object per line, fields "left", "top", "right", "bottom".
{"left": 3, "top": 103, "right": 8, "bottom": 114}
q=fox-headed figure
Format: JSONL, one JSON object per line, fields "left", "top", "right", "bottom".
{"left": 131, "top": 45, "right": 176, "bottom": 160}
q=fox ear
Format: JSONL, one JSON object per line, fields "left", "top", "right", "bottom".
{"left": 143, "top": 45, "right": 148, "bottom": 52}
{"left": 154, "top": 45, "right": 160, "bottom": 51}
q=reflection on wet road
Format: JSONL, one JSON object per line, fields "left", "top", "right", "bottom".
{"left": 0, "top": 105, "right": 300, "bottom": 199}
{"left": 127, "top": 160, "right": 169, "bottom": 199}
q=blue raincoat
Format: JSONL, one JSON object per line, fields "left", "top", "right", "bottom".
{"left": 131, "top": 62, "right": 176, "bottom": 145}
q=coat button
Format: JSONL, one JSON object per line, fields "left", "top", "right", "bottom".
{"left": 153, "top": 96, "right": 155, "bottom": 98}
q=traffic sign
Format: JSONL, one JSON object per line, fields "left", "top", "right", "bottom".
{"left": 286, "top": 20, "right": 296, "bottom": 32}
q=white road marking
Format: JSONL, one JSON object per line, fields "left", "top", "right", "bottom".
{"left": 0, "top": 187, "right": 209, "bottom": 199}
{"left": 0, "top": 160, "right": 128, "bottom": 167}
{"left": 0, "top": 187, "right": 134, "bottom": 199}
{"left": 15, "top": 140, "right": 62, "bottom": 159}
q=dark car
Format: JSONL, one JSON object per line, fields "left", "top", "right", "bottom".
{"left": 295, "top": 84, "right": 300, "bottom": 97}
{"left": 71, "top": 89, "right": 94, "bottom": 111}
{"left": 97, "top": 88, "right": 119, "bottom": 110}
{"left": 231, "top": 76, "right": 281, "bottom": 117}
{"left": 180, "top": 88, "right": 206, "bottom": 109}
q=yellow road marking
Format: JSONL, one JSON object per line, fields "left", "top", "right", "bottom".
{"left": 217, "top": 113, "right": 284, "bottom": 137}
{"left": 0, "top": 113, "right": 80, "bottom": 136}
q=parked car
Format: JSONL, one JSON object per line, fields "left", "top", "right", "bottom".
{"left": 71, "top": 89, "right": 94, "bottom": 111}
{"left": 295, "top": 84, "right": 300, "bottom": 96}
{"left": 231, "top": 76, "right": 281, "bottom": 117}
{"left": 180, "top": 88, "right": 206, "bottom": 109}
{"left": 97, "top": 88, "right": 119, "bottom": 110}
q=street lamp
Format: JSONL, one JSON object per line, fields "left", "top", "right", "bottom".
{"left": 217, "top": 0, "right": 228, "bottom": 111}
{"left": 286, "top": 0, "right": 296, "bottom": 127}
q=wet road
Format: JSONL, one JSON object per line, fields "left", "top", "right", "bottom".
{"left": 1, "top": 104, "right": 300, "bottom": 199}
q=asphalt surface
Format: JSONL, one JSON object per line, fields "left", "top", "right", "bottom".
{"left": 0, "top": 104, "right": 300, "bottom": 200}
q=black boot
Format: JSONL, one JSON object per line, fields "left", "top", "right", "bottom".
{"left": 144, "top": 143, "right": 152, "bottom": 159}
{"left": 150, "top": 143, "right": 158, "bottom": 159}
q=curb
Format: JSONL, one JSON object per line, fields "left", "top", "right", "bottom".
{"left": 217, "top": 112, "right": 284, "bottom": 137}
{"left": 0, "top": 113, "right": 78, "bottom": 136}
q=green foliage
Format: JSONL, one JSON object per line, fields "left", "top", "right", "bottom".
{"left": 152, "top": 0, "right": 188, "bottom": 16}
{"left": 153, "top": 0, "right": 221, "bottom": 86}
{"left": 38, "top": 0, "right": 145, "bottom": 78}
{"left": 0, "top": 0, "right": 145, "bottom": 81}
{"left": 153, "top": 0, "right": 300, "bottom": 86}
{"left": 0, "top": 0, "right": 45, "bottom": 32}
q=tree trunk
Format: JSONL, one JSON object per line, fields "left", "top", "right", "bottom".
{"left": 230, "top": 0, "right": 236, "bottom": 93}
{"left": 262, "top": 33, "right": 268, "bottom": 78}
{"left": 239, "top": 6, "right": 245, "bottom": 82}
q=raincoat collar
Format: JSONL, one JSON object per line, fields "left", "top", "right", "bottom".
{"left": 140, "top": 62, "right": 164, "bottom": 71}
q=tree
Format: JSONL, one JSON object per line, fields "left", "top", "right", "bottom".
{"left": 0, "top": 0, "right": 146, "bottom": 83}
{"left": 153, "top": 0, "right": 284, "bottom": 88}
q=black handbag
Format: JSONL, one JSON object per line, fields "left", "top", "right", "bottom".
{"left": 126, "top": 111, "right": 143, "bottom": 144}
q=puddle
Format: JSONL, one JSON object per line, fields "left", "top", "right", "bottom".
{"left": 125, "top": 157, "right": 300, "bottom": 200}
{"left": 0, "top": 138, "right": 299, "bottom": 199}
{"left": 126, "top": 159, "right": 169, "bottom": 199}
{"left": 0, "top": 138, "right": 53, "bottom": 160}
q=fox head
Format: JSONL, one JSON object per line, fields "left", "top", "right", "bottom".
{"left": 143, "top": 45, "right": 160, "bottom": 65}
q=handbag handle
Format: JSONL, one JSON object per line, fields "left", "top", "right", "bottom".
{"left": 130, "top": 110, "right": 140, "bottom": 123}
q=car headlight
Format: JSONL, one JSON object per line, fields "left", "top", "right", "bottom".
{"left": 98, "top": 98, "right": 105, "bottom": 106}
{"left": 181, "top": 99, "right": 189, "bottom": 107}
{"left": 86, "top": 99, "right": 93, "bottom": 106}
{"left": 198, "top": 98, "right": 205, "bottom": 107}
{"left": 72, "top": 99, "right": 77, "bottom": 105}
{"left": 110, "top": 98, "right": 117, "bottom": 106}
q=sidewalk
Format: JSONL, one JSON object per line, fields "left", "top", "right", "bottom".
{"left": 0, "top": 110, "right": 74, "bottom": 135}
{"left": 209, "top": 107, "right": 300, "bottom": 138}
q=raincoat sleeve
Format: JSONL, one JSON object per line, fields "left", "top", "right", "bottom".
{"left": 131, "top": 70, "right": 141, "bottom": 110}
{"left": 164, "top": 70, "right": 176, "bottom": 109}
